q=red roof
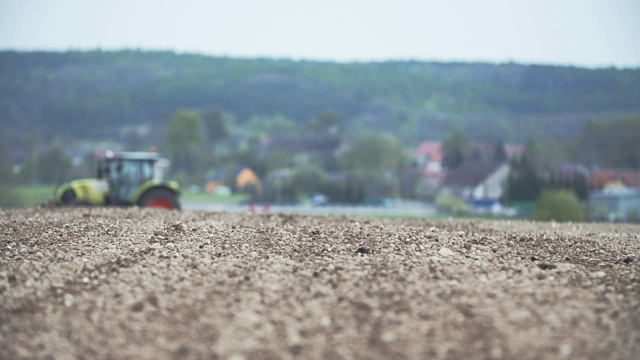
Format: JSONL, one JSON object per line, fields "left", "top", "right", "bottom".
{"left": 504, "top": 144, "right": 524, "bottom": 159}
{"left": 588, "top": 170, "right": 640, "bottom": 189}
{"left": 415, "top": 141, "right": 443, "bottom": 162}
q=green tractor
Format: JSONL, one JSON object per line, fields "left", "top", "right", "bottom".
{"left": 54, "top": 150, "right": 181, "bottom": 210}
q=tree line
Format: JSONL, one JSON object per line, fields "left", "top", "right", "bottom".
{"left": 1, "top": 108, "right": 637, "bottom": 212}
{"left": 2, "top": 50, "right": 639, "bottom": 149}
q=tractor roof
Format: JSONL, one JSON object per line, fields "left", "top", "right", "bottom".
{"left": 98, "top": 150, "right": 161, "bottom": 161}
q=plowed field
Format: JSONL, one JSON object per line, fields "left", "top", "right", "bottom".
{"left": 1, "top": 208, "right": 639, "bottom": 359}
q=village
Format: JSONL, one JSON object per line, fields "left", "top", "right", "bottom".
{"left": 3, "top": 124, "right": 638, "bottom": 222}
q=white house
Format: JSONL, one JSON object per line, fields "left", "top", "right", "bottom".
{"left": 442, "top": 161, "right": 510, "bottom": 203}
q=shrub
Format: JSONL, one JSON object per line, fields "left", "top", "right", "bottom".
{"left": 532, "top": 189, "right": 584, "bottom": 222}
{"left": 435, "top": 191, "right": 469, "bottom": 215}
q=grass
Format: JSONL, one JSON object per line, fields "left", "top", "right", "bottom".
{"left": 0, "top": 185, "right": 252, "bottom": 209}
{"left": 0, "top": 185, "right": 56, "bottom": 208}
{"left": 20, "top": 186, "right": 56, "bottom": 207}
{"left": 179, "top": 191, "right": 251, "bottom": 203}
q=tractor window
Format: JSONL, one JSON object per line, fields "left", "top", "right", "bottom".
{"left": 97, "top": 161, "right": 105, "bottom": 179}
{"left": 107, "top": 161, "right": 120, "bottom": 182}
{"left": 141, "top": 161, "right": 155, "bottom": 182}
{"left": 121, "top": 161, "right": 136, "bottom": 180}
{"left": 105, "top": 160, "right": 139, "bottom": 183}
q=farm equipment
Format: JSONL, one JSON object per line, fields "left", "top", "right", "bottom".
{"left": 54, "top": 150, "right": 181, "bottom": 210}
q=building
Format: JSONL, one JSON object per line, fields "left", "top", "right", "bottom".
{"left": 414, "top": 141, "right": 444, "bottom": 177}
{"left": 590, "top": 188, "right": 640, "bottom": 222}
{"left": 442, "top": 161, "right": 510, "bottom": 205}
{"left": 587, "top": 170, "right": 640, "bottom": 191}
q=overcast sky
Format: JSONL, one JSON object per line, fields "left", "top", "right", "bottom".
{"left": 1, "top": 0, "right": 639, "bottom": 68}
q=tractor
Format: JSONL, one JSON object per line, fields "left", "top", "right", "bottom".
{"left": 54, "top": 150, "right": 181, "bottom": 210}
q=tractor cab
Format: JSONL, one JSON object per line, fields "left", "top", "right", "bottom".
{"left": 54, "top": 150, "right": 181, "bottom": 210}
{"left": 97, "top": 151, "right": 161, "bottom": 205}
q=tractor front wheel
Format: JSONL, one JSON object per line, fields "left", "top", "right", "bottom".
{"left": 60, "top": 189, "right": 77, "bottom": 205}
{"left": 137, "top": 188, "right": 181, "bottom": 210}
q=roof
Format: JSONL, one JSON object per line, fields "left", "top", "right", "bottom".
{"left": 588, "top": 170, "right": 640, "bottom": 189}
{"left": 504, "top": 144, "right": 524, "bottom": 159}
{"left": 414, "top": 141, "right": 443, "bottom": 162}
{"left": 443, "top": 161, "right": 505, "bottom": 187}
{"left": 96, "top": 149, "right": 161, "bottom": 161}
{"left": 210, "top": 165, "right": 259, "bottom": 182}
{"left": 114, "top": 152, "right": 161, "bottom": 161}
{"left": 415, "top": 141, "right": 523, "bottom": 163}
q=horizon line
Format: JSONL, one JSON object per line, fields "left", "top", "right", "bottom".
{"left": 1, "top": 46, "right": 638, "bottom": 70}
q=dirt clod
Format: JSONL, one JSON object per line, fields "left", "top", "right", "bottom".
{"left": 355, "top": 247, "right": 370, "bottom": 255}
{"left": 537, "top": 263, "right": 557, "bottom": 270}
{"left": 131, "top": 301, "right": 145, "bottom": 312}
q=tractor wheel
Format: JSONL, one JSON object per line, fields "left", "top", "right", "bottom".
{"left": 137, "top": 188, "right": 181, "bottom": 210}
{"left": 60, "top": 189, "right": 77, "bottom": 205}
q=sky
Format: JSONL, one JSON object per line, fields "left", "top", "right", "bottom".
{"left": 1, "top": 0, "right": 639, "bottom": 68}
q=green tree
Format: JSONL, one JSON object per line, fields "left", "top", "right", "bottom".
{"left": 505, "top": 157, "right": 542, "bottom": 203}
{"left": 38, "top": 144, "right": 73, "bottom": 185}
{"left": 244, "top": 114, "right": 295, "bottom": 136}
{"left": 266, "top": 149, "right": 293, "bottom": 171}
{"left": 342, "top": 132, "right": 407, "bottom": 173}
{"left": 532, "top": 189, "right": 584, "bottom": 222}
{"left": 307, "top": 111, "right": 343, "bottom": 136}
{"left": 292, "top": 164, "right": 327, "bottom": 197}
{"left": 505, "top": 138, "right": 570, "bottom": 204}
{"left": 341, "top": 132, "right": 408, "bottom": 198}
{"left": 202, "top": 109, "right": 229, "bottom": 153}
{"left": 572, "top": 116, "right": 640, "bottom": 169}
{"left": 522, "top": 139, "right": 566, "bottom": 171}
{"left": 226, "top": 136, "right": 267, "bottom": 178}
{"left": 442, "top": 129, "right": 471, "bottom": 169}
{"left": 164, "top": 110, "right": 206, "bottom": 181}
{"left": 493, "top": 140, "right": 507, "bottom": 162}
{"left": 18, "top": 143, "right": 72, "bottom": 185}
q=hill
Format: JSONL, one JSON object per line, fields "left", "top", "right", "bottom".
{"left": 1, "top": 50, "right": 639, "bottom": 144}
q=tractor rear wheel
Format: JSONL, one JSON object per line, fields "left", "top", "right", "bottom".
{"left": 137, "top": 188, "right": 181, "bottom": 210}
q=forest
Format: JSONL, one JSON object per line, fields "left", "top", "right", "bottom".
{"left": 1, "top": 50, "right": 639, "bottom": 145}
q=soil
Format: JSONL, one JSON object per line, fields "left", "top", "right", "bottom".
{"left": 1, "top": 208, "right": 639, "bottom": 359}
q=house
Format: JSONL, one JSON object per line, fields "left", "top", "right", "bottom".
{"left": 587, "top": 169, "right": 640, "bottom": 221}
{"left": 207, "top": 166, "right": 262, "bottom": 194}
{"left": 413, "top": 140, "right": 523, "bottom": 180}
{"left": 413, "top": 141, "right": 445, "bottom": 199}
{"left": 590, "top": 188, "right": 640, "bottom": 221}
{"left": 587, "top": 170, "right": 640, "bottom": 191}
{"left": 414, "top": 141, "right": 444, "bottom": 176}
{"left": 442, "top": 161, "right": 510, "bottom": 205}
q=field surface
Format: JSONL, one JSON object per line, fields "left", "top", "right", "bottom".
{"left": 1, "top": 208, "right": 639, "bottom": 359}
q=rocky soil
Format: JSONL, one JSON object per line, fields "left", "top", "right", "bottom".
{"left": 1, "top": 207, "right": 639, "bottom": 359}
